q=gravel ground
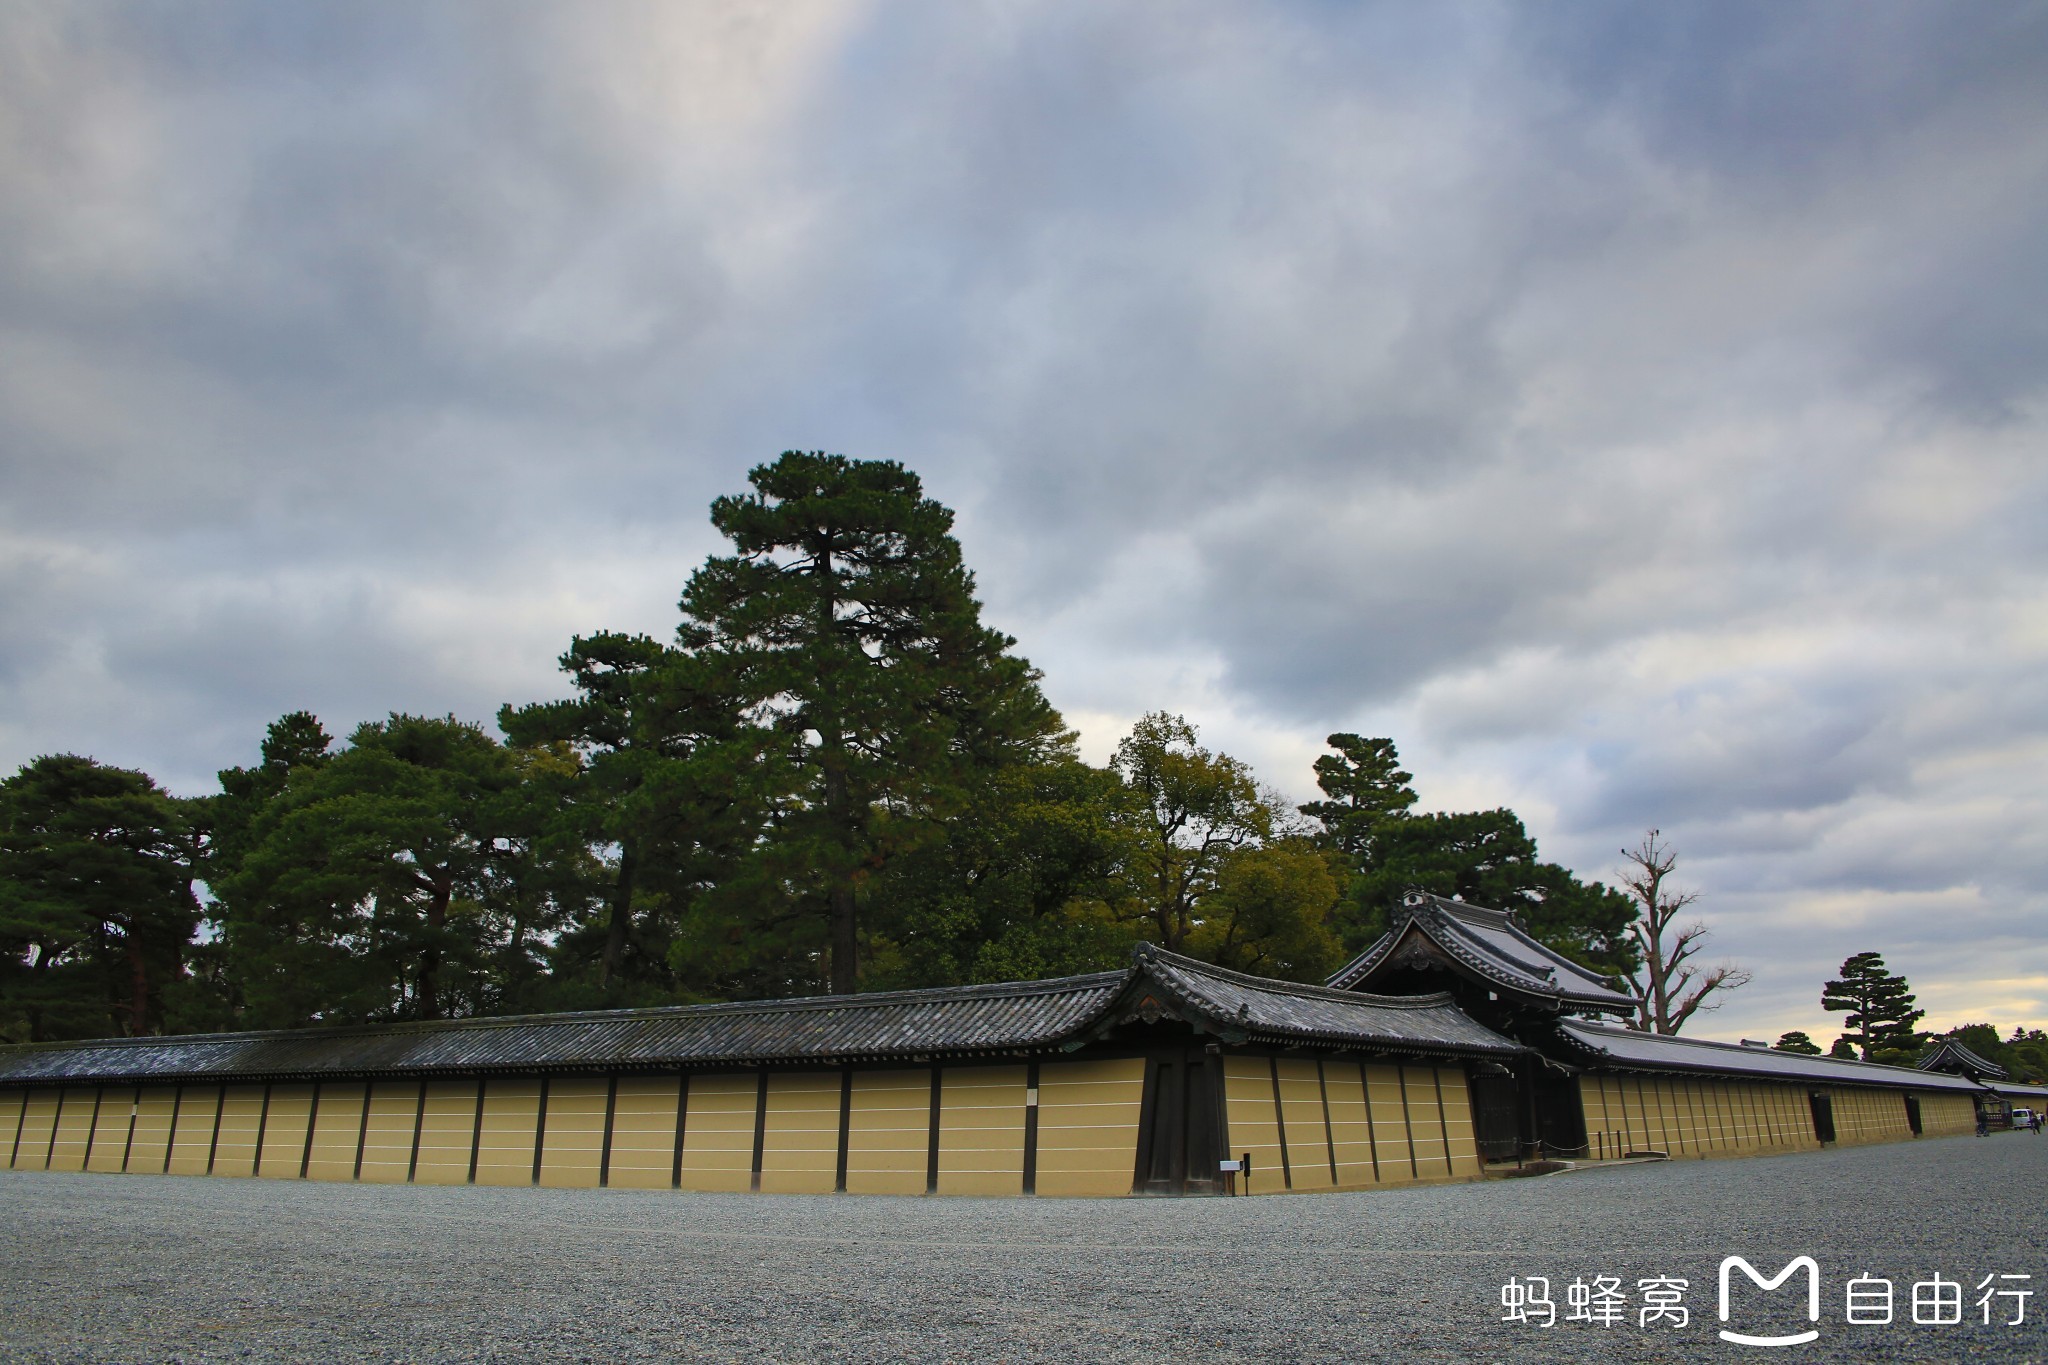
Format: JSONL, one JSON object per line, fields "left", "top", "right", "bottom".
{"left": 3, "top": 1133, "right": 2045, "bottom": 1364}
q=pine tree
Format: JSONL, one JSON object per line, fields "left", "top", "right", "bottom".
{"left": 0, "top": 755, "right": 200, "bottom": 1041}
{"left": 1821, "top": 951, "right": 1926, "bottom": 1061}
{"left": 678, "top": 452, "right": 1064, "bottom": 993}
{"left": 1299, "top": 734, "right": 1415, "bottom": 860}
{"left": 1774, "top": 1030, "right": 1822, "bottom": 1055}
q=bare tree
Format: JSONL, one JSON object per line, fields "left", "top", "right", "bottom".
{"left": 1619, "top": 829, "right": 1751, "bottom": 1034}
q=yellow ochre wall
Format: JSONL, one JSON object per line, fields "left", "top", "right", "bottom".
{"left": 18, "top": 1055, "right": 1967, "bottom": 1196}
{"left": 1034, "top": 1058, "right": 1144, "bottom": 1197}
{"left": 1918, "top": 1092, "right": 1976, "bottom": 1137}
{"left": 675, "top": 1072, "right": 756, "bottom": 1193}
{"left": 47, "top": 1086, "right": 95, "bottom": 1172}
{"left": 1578, "top": 1074, "right": 1968, "bottom": 1158}
{"left": 304, "top": 1083, "right": 369, "bottom": 1182}
{"left": 537, "top": 1077, "right": 608, "bottom": 1189}
{"left": 937, "top": 1065, "right": 1027, "bottom": 1196}
{"left": 843, "top": 1069, "right": 929, "bottom": 1195}
{"left": 605, "top": 1074, "right": 682, "bottom": 1191}
{"left": 1218, "top": 1057, "right": 1478, "bottom": 1194}
{"left": 1821, "top": 1086, "right": 1913, "bottom": 1146}
{"left": 257, "top": 1085, "right": 315, "bottom": 1179}
{"left": 759, "top": 1071, "right": 840, "bottom": 1195}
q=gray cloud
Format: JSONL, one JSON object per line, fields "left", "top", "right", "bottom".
{"left": 3, "top": 1, "right": 2045, "bottom": 1042}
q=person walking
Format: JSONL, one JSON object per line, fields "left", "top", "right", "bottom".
{"left": 1977, "top": 1109, "right": 1990, "bottom": 1137}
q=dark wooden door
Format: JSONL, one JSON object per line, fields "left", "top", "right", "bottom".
{"left": 1133, "top": 1050, "right": 1223, "bottom": 1195}
{"left": 1808, "top": 1091, "right": 1836, "bottom": 1143}
{"left": 1471, "top": 1073, "right": 1521, "bottom": 1162}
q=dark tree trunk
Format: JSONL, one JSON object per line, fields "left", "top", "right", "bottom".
{"left": 126, "top": 931, "right": 151, "bottom": 1036}
{"left": 600, "top": 844, "right": 638, "bottom": 994}
{"left": 829, "top": 879, "right": 857, "bottom": 995}
{"left": 419, "top": 874, "right": 451, "bottom": 1020}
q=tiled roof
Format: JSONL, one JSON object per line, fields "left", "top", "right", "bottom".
{"left": 1326, "top": 892, "right": 1638, "bottom": 1015}
{"left": 1917, "top": 1038, "right": 2008, "bottom": 1080}
{"left": 0, "top": 946, "right": 1524, "bottom": 1086}
{"left": 1135, "top": 945, "right": 1524, "bottom": 1057}
{"left": 1554, "top": 1021, "right": 1990, "bottom": 1094}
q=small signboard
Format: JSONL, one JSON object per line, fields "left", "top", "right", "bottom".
{"left": 1218, "top": 1159, "right": 1242, "bottom": 1172}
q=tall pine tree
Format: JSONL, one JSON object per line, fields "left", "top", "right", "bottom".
{"left": 678, "top": 452, "right": 1064, "bottom": 993}
{"left": 1822, "top": 951, "right": 1926, "bottom": 1061}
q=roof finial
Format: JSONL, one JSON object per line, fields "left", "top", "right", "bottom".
{"left": 1237, "top": 1001, "right": 1251, "bottom": 1023}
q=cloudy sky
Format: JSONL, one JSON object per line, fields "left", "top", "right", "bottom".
{"left": 4, "top": 1, "right": 2045, "bottom": 1043}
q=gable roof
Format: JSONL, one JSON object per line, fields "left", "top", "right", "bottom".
{"left": 0, "top": 945, "right": 1524, "bottom": 1087}
{"left": 1917, "top": 1037, "right": 2008, "bottom": 1080}
{"left": 1325, "top": 892, "right": 1638, "bottom": 1016}
{"left": 1552, "top": 1020, "right": 1990, "bottom": 1094}
{"left": 1131, "top": 944, "right": 1525, "bottom": 1057}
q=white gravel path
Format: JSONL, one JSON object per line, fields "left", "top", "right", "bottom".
{"left": 3, "top": 1132, "right": 2045, "bottom": 1363}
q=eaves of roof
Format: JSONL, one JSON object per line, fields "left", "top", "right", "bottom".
{"left": 1326, "top": 895, "right": 1635, "bottom": 1015}
{"left": 1554, "top": 1021, "right": 1991, "bottom": 1094}
{"left": 1917, "top": 1039, "right": 2009, "bottom": 1080}
{"left": 0, "top": 945, "right": 1526, "bottom": 1087}
{"left": 1131, "top": 945, "right": 1525, "bottom": 1058}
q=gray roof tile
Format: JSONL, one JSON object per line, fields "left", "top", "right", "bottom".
{"left": 0, "top": 945, "right": 1526, "bottom": 1086}
{"left": 1327, "top": 892, "right": 1638, "bottom": 1015}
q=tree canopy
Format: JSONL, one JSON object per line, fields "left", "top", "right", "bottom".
{"left": 0, "top": 452, "right": 1753, "bottom": 1041}
{"left": 1822, "top": 951, "right": 1926, "bottom": 1063}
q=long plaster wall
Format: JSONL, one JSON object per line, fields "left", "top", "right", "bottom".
{"left": 0, "top": 1060, "right": 1148, "bottom": 1198}
{"left": 1220, "top": 1056, "right": 1480, "bottom": 1194}
{"left": 1579, "top": 1073, "right": 1976, "bottom": 1158}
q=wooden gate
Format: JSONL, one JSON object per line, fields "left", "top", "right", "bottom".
{"left": 1132, "top": 1050, "right": 1224, "bottom": 1195}
{"left": 1470, "top": 1072, "right": 1521, "bottom": 1162}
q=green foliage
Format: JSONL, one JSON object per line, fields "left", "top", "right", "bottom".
{"left": 5, "top": 457, "right": 1686, "bottom": 1031}
{"left": 865, "top": 756, "right": 1140, "bottom": 988}
{"left": 500, "top": 632, "right": 749, "bottom": 1005}
{"left": 1183, "top": 840, "right": 1341, "bottom": 983}
{"left": 212, "top": 714, "right": 541, "bottom": 1026}
{"left": 1299, "top": 734, "right": 1415, "bottom": 860}
{"left": 1774, "top": 1030, "right": 1822, "bottom": 1055}
{"left": 1821, "top": 951, "right": 1925, "bottom": 1062}
{"left": 1829, "top": 1035, "right": 1858, "bottom": 1059}
{"left": 0, "top": 755, "right": 201, "bottom": 1042}
{"left": 677, "top": 451, "right": 1067, "bottom": 993}
{"left": 1112, "top": 713, "right": 1270, "bottom": 953}
{"left": 1928, "top": 1023, "right": 2048, "bottom": 1083}
{"left": 1336, "top": 805, "right": 1638, "bottom": 979}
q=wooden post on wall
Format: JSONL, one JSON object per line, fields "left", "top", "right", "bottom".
{"left": 120, "top": 1086, "right": 140, "bottom": 1173}
{"left": 1396, "top": 1066, "right": 1418, "bottom": 1179}
{"left": 599, "top": 1074, "right": 619, "bottom": 1189}
{"left": 7, "top": 1090, "right": 27, "bottom": 1168}
{"left": 750, "top": 1070, "right": 769, "bottom": 1194}
{"left": 835, "top": 1067, "right": 853, "bottom": 1194}
{"left": 300, "top": 1082, "right": 322, "bottom": 1179}
{"left": 530, "top": 1077, "right": 551, "bottom": 1185}
{"left": 252, "top": 1084, "right": 274, "bottom": 1177}
{"left": 466, "top": 1078, "right": 485, "bottom": 1184}
{"left": 671, "top": 1072, "right": 690, "bottom": 1190}
{"left": 1358, "top": 1061, "right": 1381, "bottom": 1182}
{"left": 1316, "top": 1062, "right": 1338, "bottom": 1185}
{"left": 163, "top": 1085, "right": 184, "bottom": 1174}
{"left": 925, "top": 1066, "right": 943, "bottom": 1195}
{"left": 204, "top": 1084, "right": 226, "bottom": 1175}
{"left": 406, "top": 1081, "right": 428, "bottom": 1182}
{"left": 45, "top": 1087, "right": 66, "bottom": 1169}
{"left": 1021, "top": 1061, "right": 1041, "bottom": 1197}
